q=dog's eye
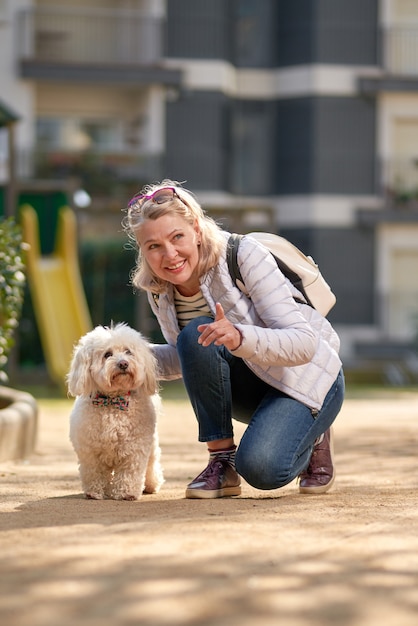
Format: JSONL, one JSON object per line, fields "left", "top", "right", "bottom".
{"left": 125, "top": 349, "right": 133, "bottom": 356}
{"left": 104, "top": 351, "right": 113, "bottom": 359}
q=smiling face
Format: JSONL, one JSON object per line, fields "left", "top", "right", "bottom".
{"left": 135, "top": 214, "right": 202, "bottom": 296}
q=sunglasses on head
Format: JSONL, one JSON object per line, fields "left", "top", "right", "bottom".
{"left": 127, "top": 187, "right": 181, "bottom": 209}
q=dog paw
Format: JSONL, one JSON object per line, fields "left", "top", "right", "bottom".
{"left": 143, "top": 486, "right": 158, "bottom": 494}
{"left": 85, "top": 492, "right": 105, "bottom": 500}
{"left": 144, "top": 478, "right": 164, "bottom": 494}
{"left": 110, "top": 492, "right": 138, "bottom": 501}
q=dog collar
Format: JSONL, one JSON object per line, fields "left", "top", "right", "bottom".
{"left": 91, "top": 391, "right": 131, "bottom": 411}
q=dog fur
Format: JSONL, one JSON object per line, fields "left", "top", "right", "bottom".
{"left": 67, "top": 323, "right": 164, "bottom": 500}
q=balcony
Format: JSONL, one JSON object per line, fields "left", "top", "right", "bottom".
{"left": 360, "top": 26, "right": 418, "bottom": 94}
{"left": 357, "top": 157, "right": 418, "bottom": 229}
{"left": 380, "top": 157, "right": 418, "bottom": 210}
{"left": 16, "top": 148, "right": 164, "bottom": 202}
{"left": 16, "top": 6, "right": 181, "bottom": 86}
{"left": 384, "top": 25, "right": 418, "bottom": 76}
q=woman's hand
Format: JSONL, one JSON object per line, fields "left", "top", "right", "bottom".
{"left": 197, "top": 303, "right": 242, "bottom": 351}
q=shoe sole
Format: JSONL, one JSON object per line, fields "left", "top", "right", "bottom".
{"left": 298, "top": 427, "right": 335, "bottom": 495}
{"left": 299, "top": 472, "right": 335, "bottom": 495}
{"left": 185, "top": 485, "right": 241, "bottom": 499}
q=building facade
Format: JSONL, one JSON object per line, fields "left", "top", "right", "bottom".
{"left": 1, "top": 0, "right": 418, "bottom": 372}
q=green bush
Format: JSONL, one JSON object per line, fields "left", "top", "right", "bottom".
{"left": 0, "top": 218, "right": 26, "bottom": 382}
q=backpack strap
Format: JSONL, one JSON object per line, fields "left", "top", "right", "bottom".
{"left": 227, "top": 233, "right": 244, "bottom": 286}
{"left": 227, "top": 233, "right": 309, "bottom": 306}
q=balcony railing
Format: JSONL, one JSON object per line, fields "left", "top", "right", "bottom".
{"left": 17, "top": 148, "right": 164, "bottom": 198}
{"left": 17, "top": 6, "right": 164, "bottom": 65}
{"left": 383, "top": 26, "right": 418, "bottom": 75}
{"left": 379, "top": 157, "right": 418, "bottom": 208}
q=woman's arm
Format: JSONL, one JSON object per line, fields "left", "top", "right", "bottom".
{"left": 151, "top": 343, "right": 182, "bottom": 381}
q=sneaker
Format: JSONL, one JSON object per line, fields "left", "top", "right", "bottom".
{"left": 298, "top": 427, "right": 335, "bottom": 494}
{"left": 185, "top": 457, "right": 241, "bottom": 499}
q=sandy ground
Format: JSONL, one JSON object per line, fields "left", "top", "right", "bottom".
{"left": 1, "top": 385, "right": 418, "bottom": 626}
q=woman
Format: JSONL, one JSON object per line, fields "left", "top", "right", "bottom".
{"left": 123, "top": 180, "right": 344, "bottom": 499}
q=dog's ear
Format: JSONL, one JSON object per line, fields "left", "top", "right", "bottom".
{"left": 67, "top": 340, "right": 93, "bottom": 396}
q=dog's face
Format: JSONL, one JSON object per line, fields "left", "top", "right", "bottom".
{"left": 67, "top": 323, "right": 158, "bottom": 397}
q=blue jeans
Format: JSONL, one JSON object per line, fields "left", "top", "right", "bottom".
{"left": 176, "top": 317, "right": 345, "bottom": 491}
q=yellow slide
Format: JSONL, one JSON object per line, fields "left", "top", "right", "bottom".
{"left": 20, "top": 205, "right": 92, "bottom": 390}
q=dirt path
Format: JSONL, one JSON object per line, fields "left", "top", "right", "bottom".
{"left": 1, "top": 387, "right": 418, "bottom": 626}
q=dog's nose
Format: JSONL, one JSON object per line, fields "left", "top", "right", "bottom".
{"left": 118, "top": 360, "right": 129, "bottom": 371}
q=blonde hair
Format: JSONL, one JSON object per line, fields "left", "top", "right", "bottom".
{"left": 123, "top": 180, "right": 225, "bottom": 294}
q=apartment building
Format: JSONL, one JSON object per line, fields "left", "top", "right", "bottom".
{"left": 1, "top": 0, "right": 418, "bottom": 373}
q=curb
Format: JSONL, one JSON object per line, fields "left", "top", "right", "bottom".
{"left": 0, "top": 386, "right": 38, "bottom": 462}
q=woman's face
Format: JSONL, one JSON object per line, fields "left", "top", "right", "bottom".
{"left": 136, "top": 213, "right": 201, "bottom": 296}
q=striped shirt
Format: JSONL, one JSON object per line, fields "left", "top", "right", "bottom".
{"left": 174, "top": 288, "right": 212, "bottom": 329}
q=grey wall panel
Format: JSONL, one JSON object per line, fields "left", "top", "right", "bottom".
{"left": 281, "top": 226, "right": 375, "bottom": 325}
{"left": 276, "top": 1, "right": 316, "bottom": 67}
{"left": 166, "top": 0, "right": 232, "bottom": 60}
{"left": 275, "top": 99, "right": 314, "bottom": 194}
{"left": 314, "top": 97, "right": 376, "bottom": 194}
{"left": 277, "top": 0, "right": 378, "bottom": 67}
{"left": 275, "top": 97, "right": 376, "bottom": 195}
{"left": 314, "top": 0, "right": 378, "bottom": 66}
{"left": 165, "top": 92, "right": 230, "bottom": 190}
{"left": 166, "top": 1, "right": 378, "bottom": 67}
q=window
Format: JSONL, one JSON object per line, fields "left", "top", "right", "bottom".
{"left": 36, "top": 117, "right": 124, "bottom": 152}
{"left": 233, "top": 0, "right": 278, "bottom": 67}
{"left": 230, "top": 101, "right": 275, "bottom": 195}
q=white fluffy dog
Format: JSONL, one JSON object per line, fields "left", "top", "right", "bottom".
{"left": 67, "top": 323, "right": 164, "bottom": 500}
